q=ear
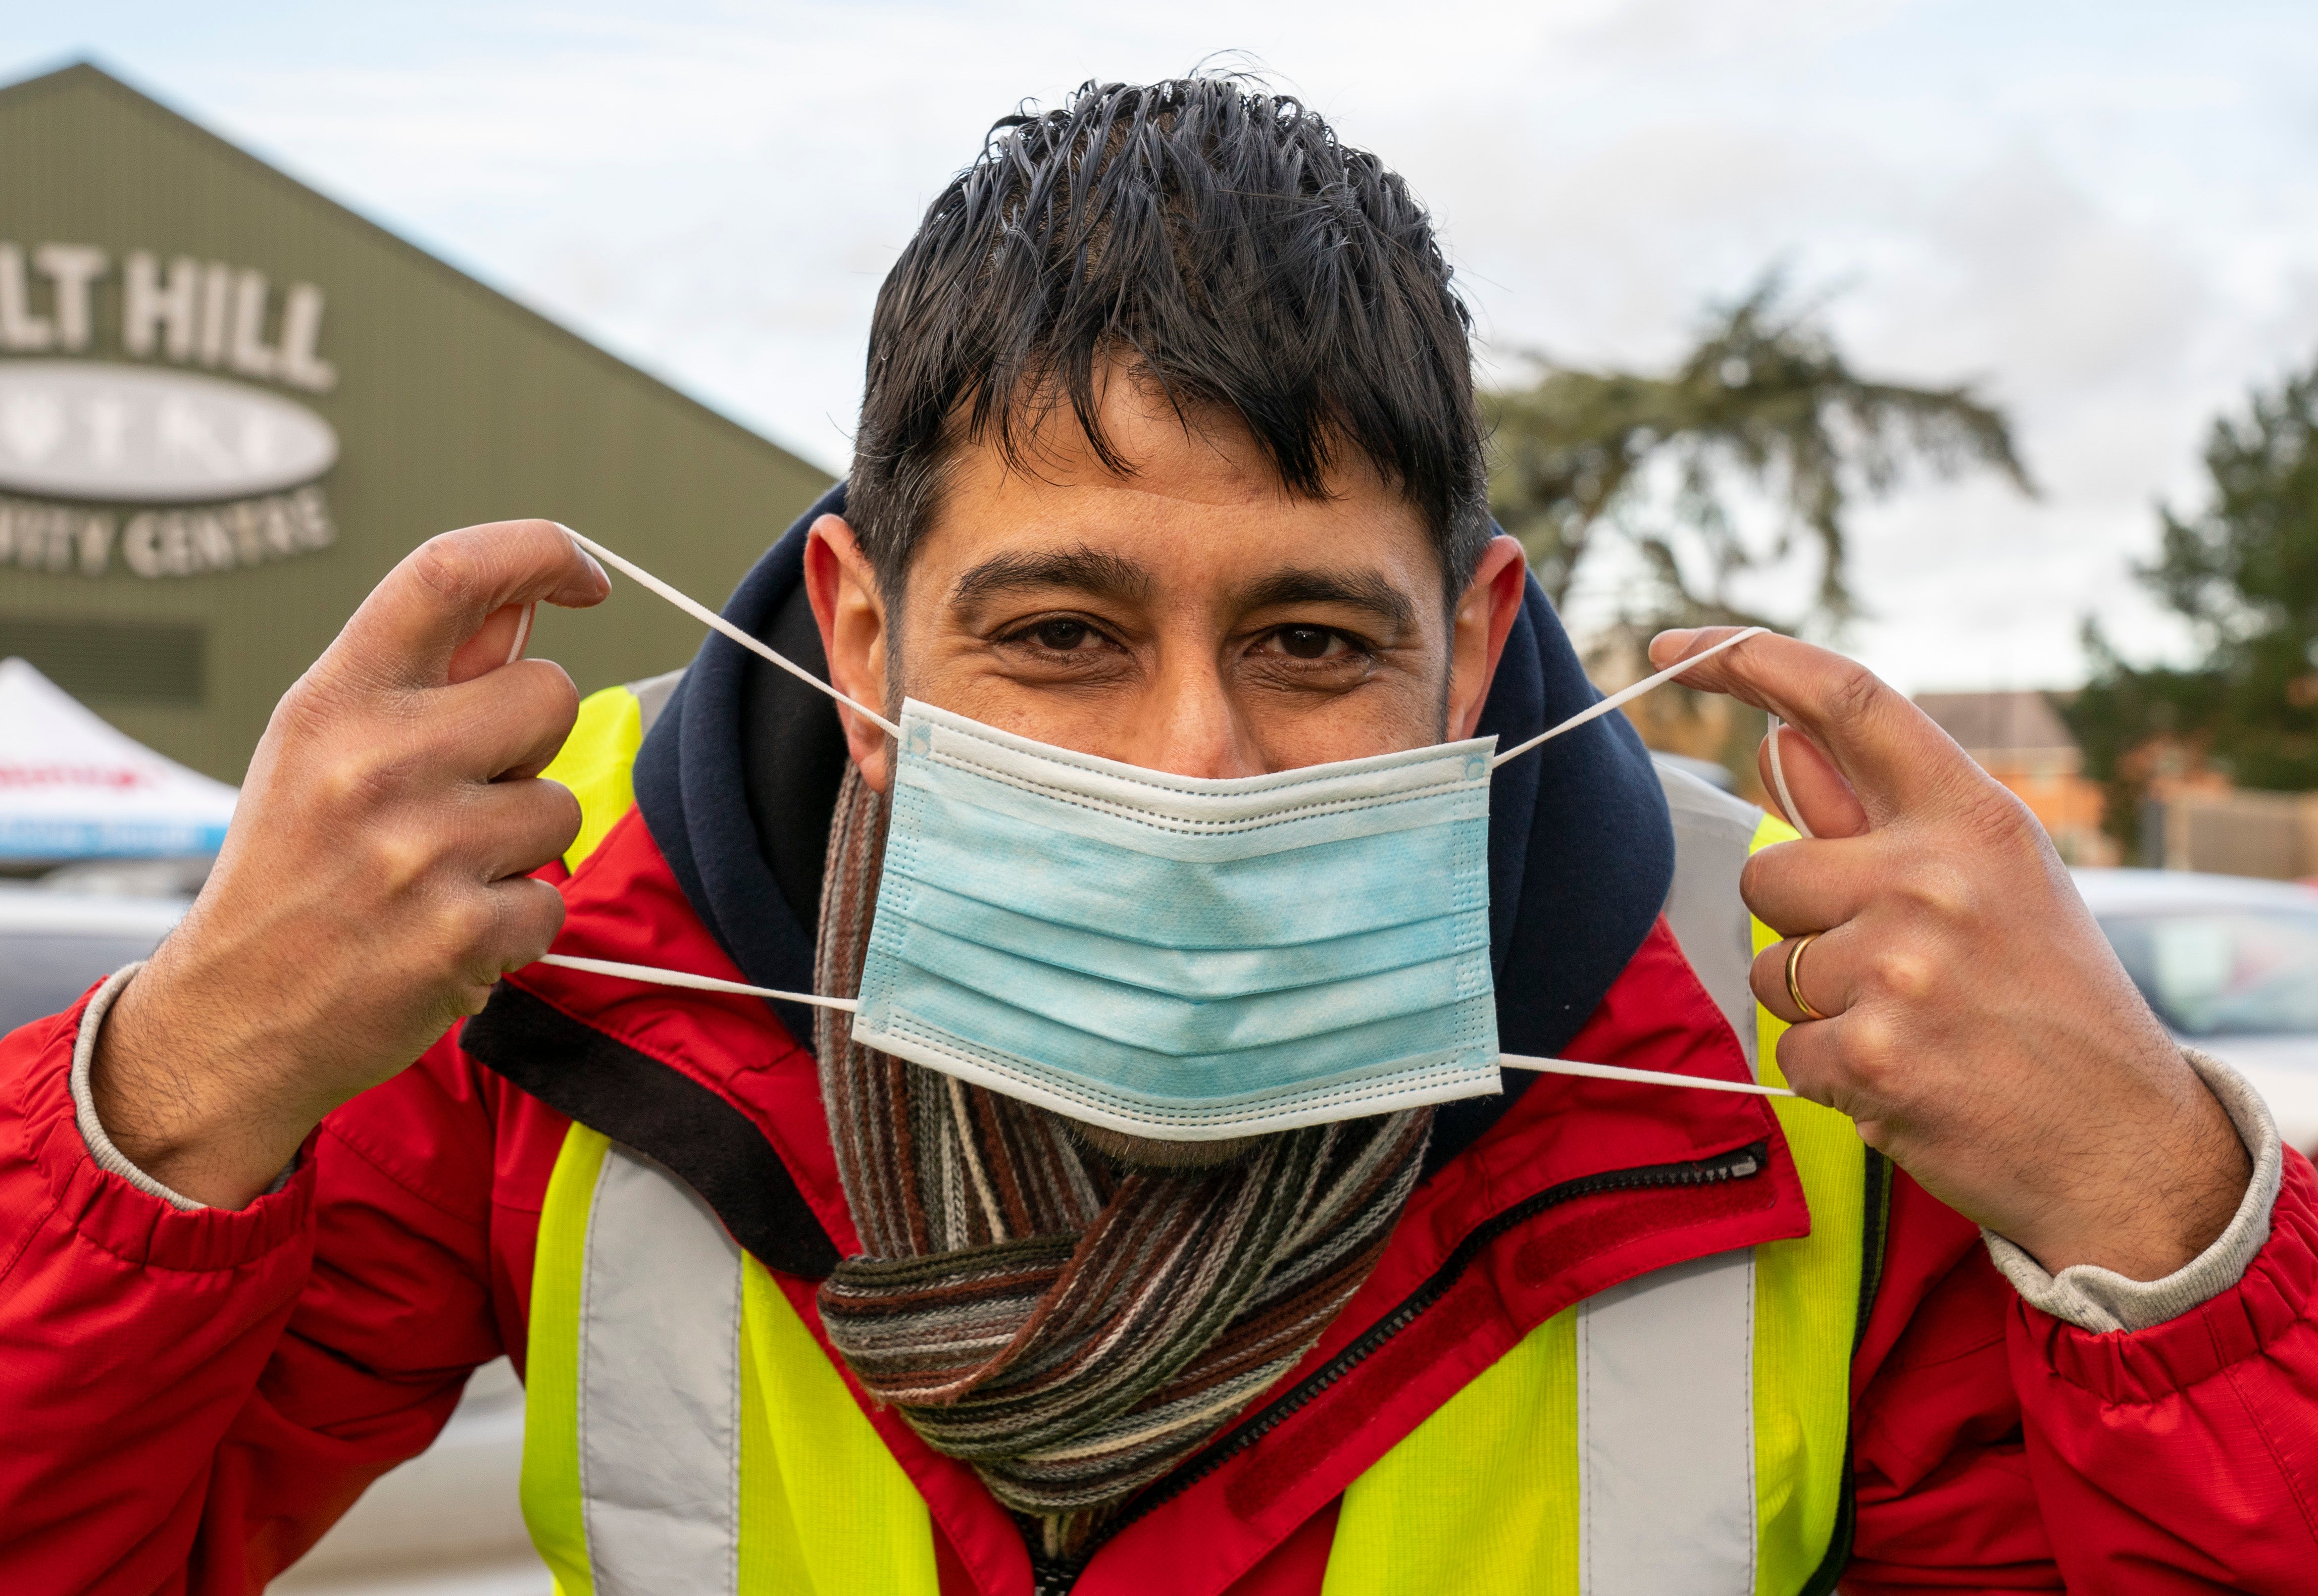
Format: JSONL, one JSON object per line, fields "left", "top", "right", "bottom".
{"left": 1446, "top": 536, "right": 1528, "bottom": 740}
{"left": 802, "top": 513, "right": 895, "bottom": 791}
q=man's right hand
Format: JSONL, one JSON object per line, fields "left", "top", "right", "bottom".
{"left": 90, "top": 520, "right": 611, "bottom": 1208}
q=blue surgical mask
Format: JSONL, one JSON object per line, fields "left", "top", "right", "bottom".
{"left": 541, "top": 529, "right": 1785, "bottom": 1136}
{"left": 848, "top": 699, "right": 1499, "bottom": 1140}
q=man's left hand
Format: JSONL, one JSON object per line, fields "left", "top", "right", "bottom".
{"left": 1651, "top": 627, "right": 2249, "bottom": 1280}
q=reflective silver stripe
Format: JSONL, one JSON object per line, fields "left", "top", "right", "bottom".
{"left": 1656, "top": 761, "right": 1769, "bottom": 1075}
{"left": 551, "top": 758, "right": 1778, "bottom": 1596}
{"left": 1564, "top": 763, "right": 1771, "bottom": 1592}
{"left": 629, "top": 666, "right": 686, "bottom": 738}
{"left": 1577, "top": 1249, "right": 1757, "bottom": 1595}
{"left": 578, "top": 1143, "right": 743, "bottom": 1595}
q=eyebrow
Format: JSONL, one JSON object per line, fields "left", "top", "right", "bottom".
{"left": 949, "top": 545, "right": 1156, "bottom": 608}
{"left": 1235, "top": 567, "right": 1418, "bottom": 634}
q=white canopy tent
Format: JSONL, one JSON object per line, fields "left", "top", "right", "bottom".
{"left": 0, "top": 657, "right": 238, "bottom": 859}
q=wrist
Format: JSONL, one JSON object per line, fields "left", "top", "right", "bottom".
{"left": 1987, "top": 1047, "right": 2280, "bottom": 1332}
{"left": 88, "top": 952, "right": 319, "bottom": 1210}
{"left": 2010, "top": 1050, "right": 2253, "bottom": 1280}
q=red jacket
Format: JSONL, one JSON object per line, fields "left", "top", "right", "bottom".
{"left": 6, "top": 805, "right": 2317, "bottom": 1593}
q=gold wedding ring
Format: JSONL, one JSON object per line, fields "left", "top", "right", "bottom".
{"left": 1784, "top": 932, "right": 1829, "bottom": 1022}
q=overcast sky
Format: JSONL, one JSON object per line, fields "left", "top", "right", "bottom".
{"left": 11, "top": 1, "right": 2318, "bottom": 693}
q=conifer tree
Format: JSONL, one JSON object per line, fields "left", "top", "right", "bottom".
{"left": 2067, "top": 359, "right": 2318, "bottom": 854}
{"left": 1483, "top": 272, "right": 2032, "bottom": 634}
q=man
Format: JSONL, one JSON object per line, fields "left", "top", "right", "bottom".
{"left": 1, "top": 77, "right": 2309, "bottom": 1594}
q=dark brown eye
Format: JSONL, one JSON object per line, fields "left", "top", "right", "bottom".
{"left": 1032, "top": 620, "right": 1091, "bottom": 650}
{"left": 1278, "top": 626, "right": 1334, "bottom": 659}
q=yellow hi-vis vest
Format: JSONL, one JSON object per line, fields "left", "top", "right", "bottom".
{"left": 519, "top": 680, "right": 1879, "bottom": 1596}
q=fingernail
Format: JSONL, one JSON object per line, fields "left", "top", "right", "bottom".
{"left": 1650, "top": 628, "right": 1696, "bottom": 661}
{"left": 553, "top": 524, "right": 610, "bottom": 589}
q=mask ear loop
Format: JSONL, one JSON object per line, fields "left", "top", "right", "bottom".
{"left": 505, "top": 602, "right": 536, "bottom": 665}
{"left": 524, "top": 528, "right": 894, "bottom": 1011}
{"left": 1499, "top": 1051, "right": 1795, "bottom": 1097}
{"left": 1489, "top": 626, "right": 1768, "bottom": 770}
{"left": 1763, "top": 717, "right": 1817, "bottom": 839}
{"left": 1486, "top": 625, "right": 1826, "bottom": 1100}
{"left": 534, "top": 951, "right": 858, "bottom": 1011}
{"left": 525, "top": 546, "right": 1812, "bottom": 1099}
{"left": 558, "top": 525, "right": 902, "bottom": 740}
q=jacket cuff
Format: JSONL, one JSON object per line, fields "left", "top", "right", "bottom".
{"left": 68, "top": 963, "right": 297, "bottom": 1212}
{"left": 1983, "top": 1047, "right": 2279, "bottom": 1333}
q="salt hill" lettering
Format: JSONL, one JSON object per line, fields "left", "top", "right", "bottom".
{"left": 0, "top": 242, "right": 335, "bottom": 393}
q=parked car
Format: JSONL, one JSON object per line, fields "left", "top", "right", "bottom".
{"left": 2073, "top": 868, "right": 2318, "bottom": 1154}
{"left": 0, "top": 883, "right": 188, "bottom": 1038}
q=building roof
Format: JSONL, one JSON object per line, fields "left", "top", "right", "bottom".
{"left": 0, "top": 61, "right": 801, "bottom": 466}
{"left": 1913, "top": 690, "right": 2079, "bottom": 757}
{"left": 0, "top": 61, "right": 833, "bottom": 781}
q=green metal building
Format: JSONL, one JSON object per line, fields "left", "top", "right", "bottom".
{"left": 0, "top": 62, "right": 832, "bottom": 782}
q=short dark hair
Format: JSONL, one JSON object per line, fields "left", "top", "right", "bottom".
{"left": 845, "top": 76, "right": 1491, "bottom": 602}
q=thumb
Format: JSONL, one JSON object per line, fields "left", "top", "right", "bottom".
{"left": 1648, "top": 627, "right": 1981, "bottom": 829}
{"left": 327, "top": 520, "right": 609, "bottom": 695}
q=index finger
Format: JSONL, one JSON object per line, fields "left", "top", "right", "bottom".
{"left": 1645, "top": 627, "right": 1984, "bottom": 827}
{"left": 326, "top": 520, "right": 611, "bottom": 694}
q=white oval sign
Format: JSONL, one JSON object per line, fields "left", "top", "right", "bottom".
{"left": 0, "top": 360, "right": 338, "bottom": 503}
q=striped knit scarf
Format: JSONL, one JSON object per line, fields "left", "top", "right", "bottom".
{"left": 811, "top": 764, "right": 1432, "bottom": 1562}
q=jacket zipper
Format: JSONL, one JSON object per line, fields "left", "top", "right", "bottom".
{"left": 1067, "top": 1139, "right": 1770, "bottom": 1572}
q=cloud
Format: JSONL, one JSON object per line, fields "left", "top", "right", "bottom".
{"left": 15, "top": 0, "right": 2318, "bottom": 692}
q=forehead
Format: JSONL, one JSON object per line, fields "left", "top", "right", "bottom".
{"left": 913, "top": 376, "right": 1440, "bottom": 603}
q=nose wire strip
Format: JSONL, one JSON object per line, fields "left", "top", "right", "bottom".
{"left": 523, "top": 537, "right": 1803, "bottom": 1098}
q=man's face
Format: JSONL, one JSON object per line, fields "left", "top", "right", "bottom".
{"left": 806, "top": 370, "right": 1527, "bottom": 790}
